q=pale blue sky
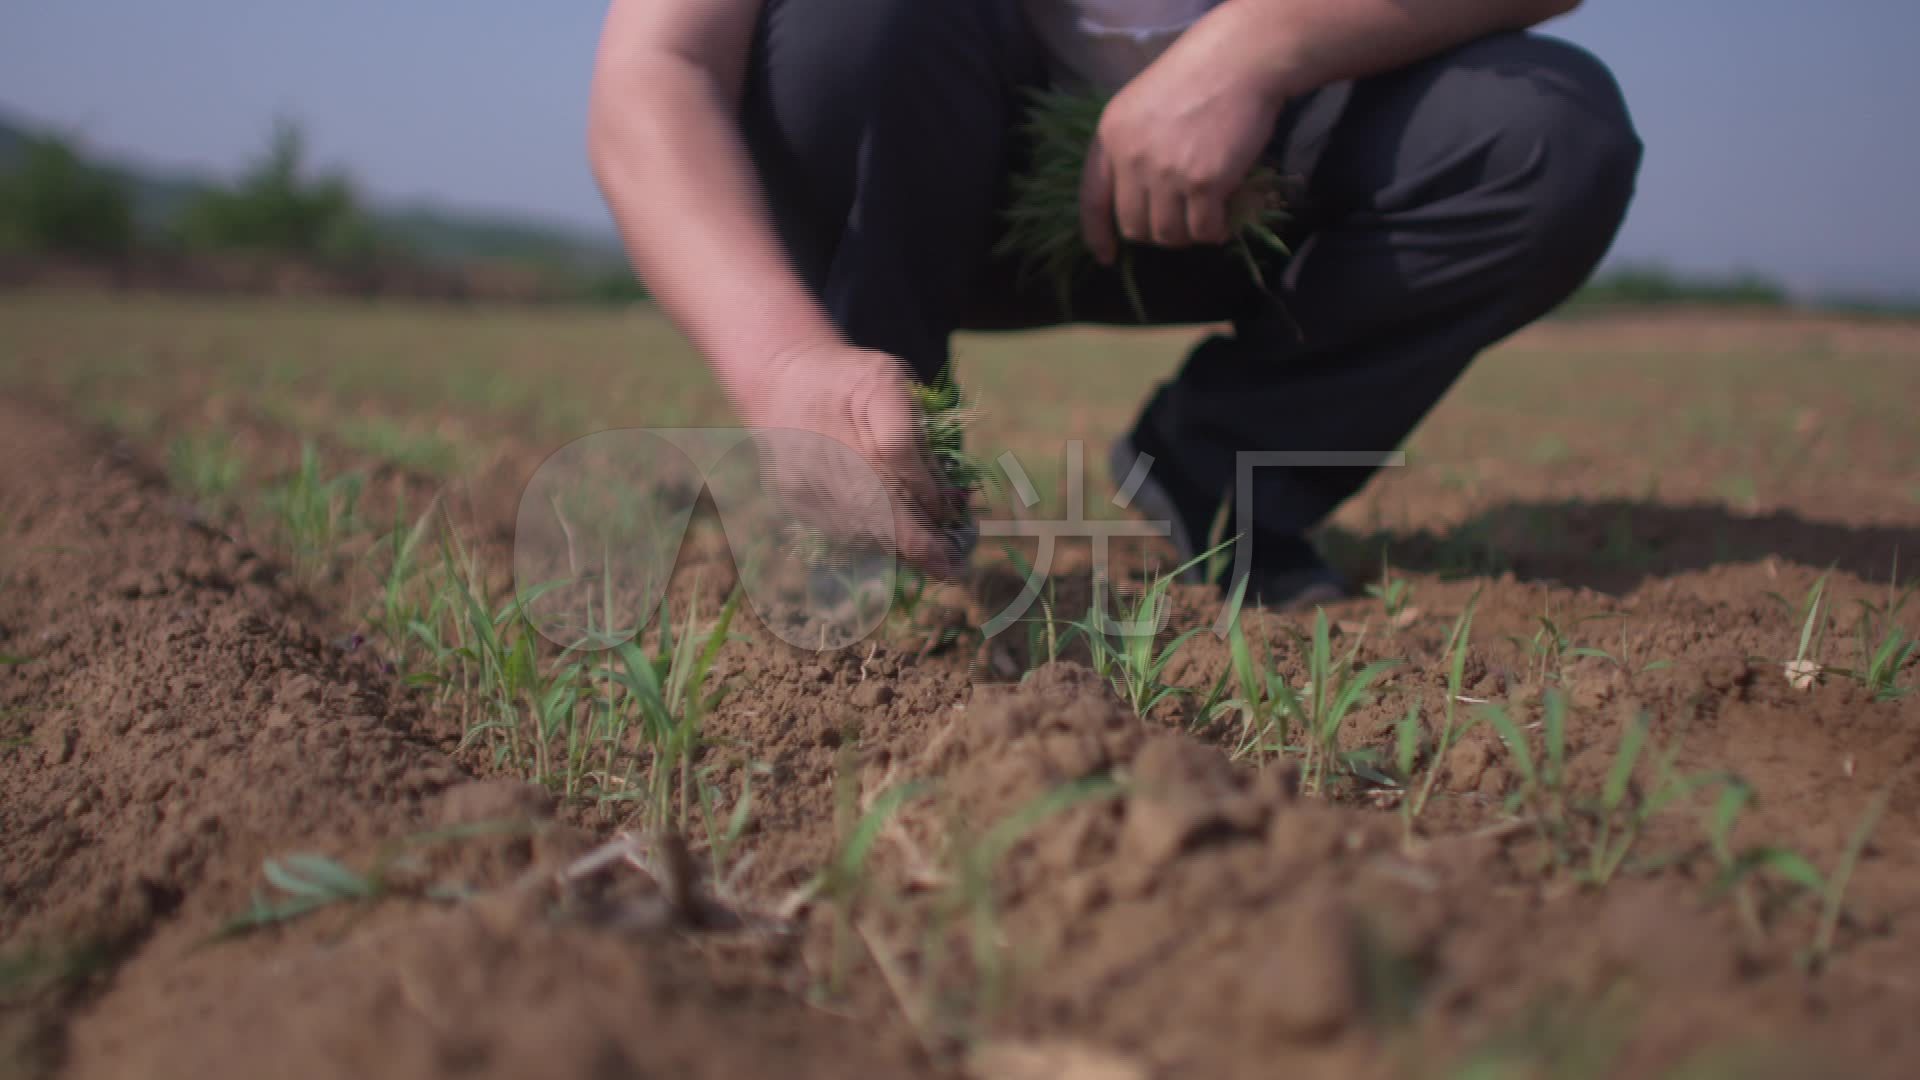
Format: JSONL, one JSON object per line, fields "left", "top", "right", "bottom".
{"left": 3, "top": 2, "right": 1916, "bottom": 297}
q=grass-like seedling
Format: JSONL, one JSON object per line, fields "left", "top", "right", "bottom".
{"left": 1481, "top": 694, "right": 1724, "bottom": 886}
{"left": 605, "top": 586, "right": 743, "bottom": 830}
{"left": 1365, "top": 553, "right": 1415, "bottom": 622}
{"left": 1201, "top": 573, "right": 1296, "bottom": 761}
{"left": 1276, "top": 610, "right": 1404, "bottom": 794}
{"left": 213, "top": 854, "right": 386, "bottom": 940}
{"left": 212, "top": 822, "right": 536, "bottom": 942}
{"left": 806, "top": 760, "right": 928, "bottom": 1000}
{"left": 1399, "top": 595, "right": 1481, "bottom": 822}
{"left": 1763, "top": 570, "right": 1833, "bottom": 689}
{"left": 365, "top": 498, "right": 439, "bottom": 675}
{"left": 335, "top": 415, "right": 463, "bottom": 476}
{"left": 262, "top": 442, "right": 364, "bottom": 583}
{"left": 1703, "top": 780, "right": 1829, "bottom": 942}
{"left": 166, "top": 431, "right": 244, "bottom": 507}
{"left": 1827, "top": 566, "right": 1917, "bottom": 701}
{"left": 1070, "top": 542, "right": 1226, "bottom": 719}
{"left": 997, "top": 85, "right": 1294, "bottom": 323}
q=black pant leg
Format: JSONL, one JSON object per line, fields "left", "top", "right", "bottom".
{"left": 739, "top": 0, "right": 1045, "bottom": 383}
{"left": 1129, "top": 31, "right": 1644, "bottom": 542}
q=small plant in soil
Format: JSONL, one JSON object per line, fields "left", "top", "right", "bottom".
{"left": 365, "top": 498, "right": 439, "bottom": 675}
{"left": 1202, "top": 573, "right": 1295, "bottom": 762}
{"left": 882, "top": 775, "right": 1127, "bottom": 1049}
{"left": 1275, "top": 609, "right": 1404, "bottom": 795}
{"left": 1828, "top": 567, "right": 1917, "bottom": 701}
{"left": 1399, "top": 595, "right": 1482, "bottom": 822}
{"left": 805, "top": 759, "right": 927, "bottom": 1001}
{"left": 166, "top": 430, "right": 243, "bottom": 508}
{"left": 212, "top": 822, "right": 535, "bottom": 942}
{"left": 1702, "top": 779, "right": 1830, "bottom": 943}
{"left": 262, "top": 442, "right": 364, "bottom": 583}
{"left": 1479, "top": 693, "right": 1725, "bottom": 886}
{"left": 335, "top": 415, "right": 463, "bottom": 476}
{"left": 1763, "top": 570, "right": 1833, "bottom": 690}
{"left": 1365, "top": 553, "right": 1415, "bottom": 622}
{"left": 1070, "top": 542, "right": 1226, "bottom": 719}
{"left": 604, "top": 585, "right": 744, "bottom": 830}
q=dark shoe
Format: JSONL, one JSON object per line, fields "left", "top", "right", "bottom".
{"left": 1108, "top": 434, "right": 1351, "bottom": 612}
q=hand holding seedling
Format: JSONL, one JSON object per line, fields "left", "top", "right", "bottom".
{"left": 741, "top": 342, "right": 968, "bottom": 580}
{"left": 1078, "top": 20, "right": 1286, "bottom": 262}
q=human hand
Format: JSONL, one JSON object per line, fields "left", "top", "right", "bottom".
{"left": 1079, "top": 31, "right": 1285, "bottom": 263}
{"left": 737, "top": 342, "right": 968, "bottom": 580}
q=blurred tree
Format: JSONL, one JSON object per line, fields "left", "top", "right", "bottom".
{"left": 0, "top": 134, "right": 138, "bottom": 255}
{"left": 172, "top": 118, "right": 379, "bottom": 262}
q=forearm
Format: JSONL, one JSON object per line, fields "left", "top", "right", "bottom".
{"left": 1192, "top": 0, "right": 1581, "bottom": 102}
{"left": 588, "top": 44, "right": 838, "bottom": 416}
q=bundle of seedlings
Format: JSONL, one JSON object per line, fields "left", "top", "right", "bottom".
{"left": 997, "top": 84, "right": 1297, "bottom": 322}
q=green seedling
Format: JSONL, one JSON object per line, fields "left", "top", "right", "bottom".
{"left": 1761, "top": 570, "right": 1833, "bottom": 689}
{"left": 262, "top": 442, "right": 364, "bottom": 582}
{"left": 1201, "top": 572, "right": 1294, "bottom": 761}
{"left": 1508, "top": 607, "right": 1621, "bottom": 686}
{"left": 997, "top": 84, "right": 1293, "bottom": 323}
{"left": 212, "top": 821, "right": 536, "bottom": 942}
{"left": 214, "top": 854, "right": 384, "bottom": 940}
{"left": 1270, "top": 609, "right": 1404, "bottom": 794}
{"left": 365, "top": 498, "right": 439, "bottom": 674}
{"left": 1365, "top": 553, "right": 1415, "bottom": 621}
{"left": 1070, "top": 542, "right": 1228, "bottom": 719}
{"left": 1703, "top": 780, "right": 1828, "bottom": 941}
{"left": 336, "top": 415, "right": 463, "bottom": 475}
{"left": 999, "top": 540, "right": 1079, "bottom": 674}
{"left": 923, "top": 775, "right": 1125, "bottom": 1035}
{"left": 1482, "top": 695, "right": 1723, "bottom": 885}
{"left": 1402, "top": 595, "right": 1482, "bottom": 821}
{"left": 1807, "top": 789, "right": 1889, "bottom": 972}
{"left": 1824, "top": 566, "right": 1917, "bottom": 701}
{"left": 808, "top": 763, "right": 928, "bottom": 999}
{"left": 605, "top": 585, "right": 743, "bottom": 830}
{"left": 694, "top": 760, "right": 765, "bottom": 892}
{"left": 166, "top": 431, "right": 244, "bottom": 506}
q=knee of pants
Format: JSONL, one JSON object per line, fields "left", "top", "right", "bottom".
{"left": 1487, "top": 35, "right": 1645, "bottom": 275}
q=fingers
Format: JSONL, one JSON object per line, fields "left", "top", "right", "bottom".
{"left": 1113, "top": 164, "right": 1151, "bottom": 251}
{"left": 1150, "top": 186, "right": 1192, "bottom": 249}
{"left": 1079, "top": 138, "right": 1119, "bottom": 267}
{"left": 862, "top": 381, "right": 944, "bottom": 519}
{"left": 1186, "top": 186, "right": 1230, "bottom": 247}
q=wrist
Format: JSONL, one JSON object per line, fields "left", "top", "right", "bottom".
{"left": 710, "top": 322, "right": 845, "bottom": 424}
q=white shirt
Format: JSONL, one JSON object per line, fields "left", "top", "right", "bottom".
{"left": 1025, "top": 0, "right": 1224, "bottom": 92}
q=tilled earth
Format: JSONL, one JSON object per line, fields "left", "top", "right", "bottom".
{"left": 2, "top": 304, "right": 1919, "bottom": 1079}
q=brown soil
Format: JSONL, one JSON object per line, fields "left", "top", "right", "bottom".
{"left": 0, "top": 398, "right": 920, "bottom": 1079}
{"left": 3, "top": 310, "right": 1919, "bottom": 1078}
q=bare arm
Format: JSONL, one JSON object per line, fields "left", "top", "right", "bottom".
{"left": 587, "top": 0, "right": 836, "bottom": 414}
{"left": 1082, "top": 0, "right": 1583, "bottom": 259}
{"left": 587, "top": 0, "right": 960, "bottom": 576}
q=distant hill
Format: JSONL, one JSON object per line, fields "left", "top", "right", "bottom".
{"left": 0, "top": 109, "right": 628, "bottom": 276}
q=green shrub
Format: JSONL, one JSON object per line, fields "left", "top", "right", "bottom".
{"left": 0, "top": 134, "right": 137, "bottom": 256}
